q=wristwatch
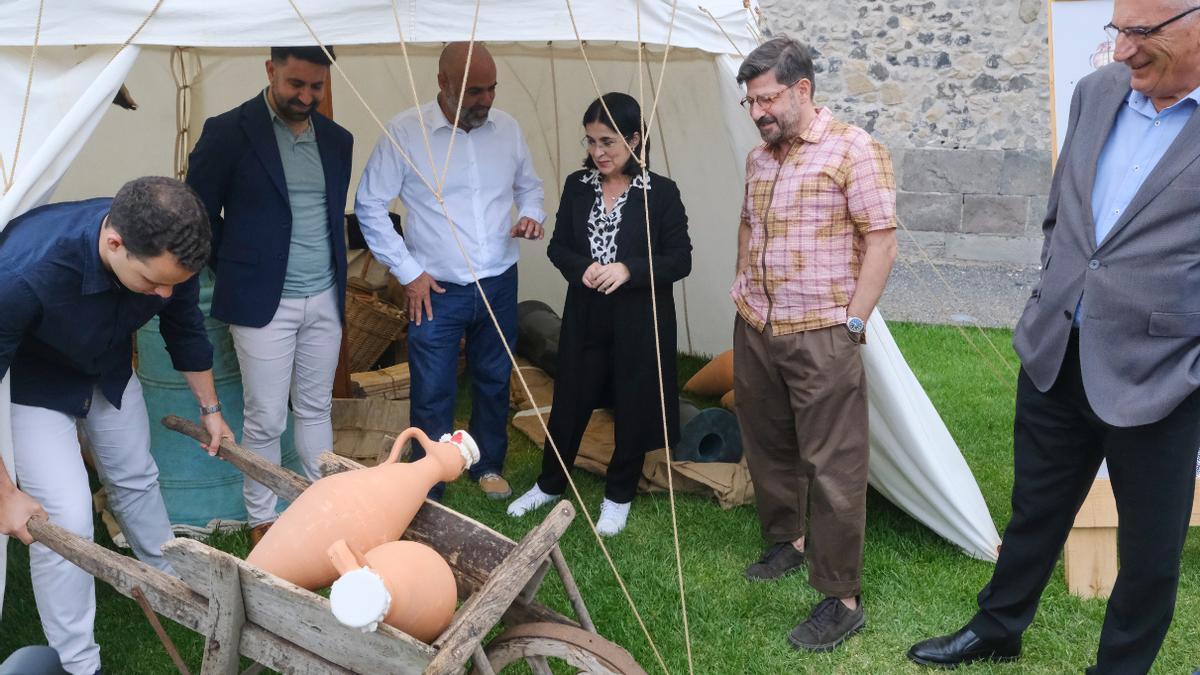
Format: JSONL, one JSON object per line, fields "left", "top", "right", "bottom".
{"left": 199, "top": 402, "right": 222, "bottom": 417}
{"left": 847, "top": 316, "right": 866, "bottom": 335}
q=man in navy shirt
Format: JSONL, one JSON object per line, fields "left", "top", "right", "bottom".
{"left": 0, "top": 176, "right": 232, "bottom": 675}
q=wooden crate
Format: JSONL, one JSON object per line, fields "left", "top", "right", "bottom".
{"left": 1064, "top": 478, "right": 1200, "bottom": 598}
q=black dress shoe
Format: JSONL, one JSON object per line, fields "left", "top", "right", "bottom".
{"left": 908, "top": 627, "right": 1021, "bottom": 668}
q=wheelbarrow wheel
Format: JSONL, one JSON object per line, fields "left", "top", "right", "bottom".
{"left": 472, "top": 622, "right": 646, "bottom": 674}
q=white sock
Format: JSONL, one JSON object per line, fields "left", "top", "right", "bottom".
{"left": 507, "top": 484, "right": 560, "bottom": 517}
{"left": 596, "top": 498, "right": 631, "bottom": 537}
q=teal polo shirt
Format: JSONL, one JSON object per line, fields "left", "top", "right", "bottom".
{"left": 265, "top": 89, "right": 335, "bottom": 298}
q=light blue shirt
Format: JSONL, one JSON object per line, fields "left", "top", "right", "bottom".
{"left": 1076, "top": 86, "right": 1200, "bottom": 324}
{"left": 354, "top": 100, "right": 545, "bottom": 285}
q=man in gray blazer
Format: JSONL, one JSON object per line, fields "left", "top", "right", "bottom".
{"left": 909, "top": 1, "right": 1200, "bottom": 672}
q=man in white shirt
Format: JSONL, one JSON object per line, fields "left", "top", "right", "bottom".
{"left": 355, "top": 42, "right": 545, "bottom": 499}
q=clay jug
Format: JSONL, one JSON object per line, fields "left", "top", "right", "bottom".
{"left": 247, "top": 428, "right": 479, "bottom": 590}
{"left": 326, "top": 538, "right": 457, "bottom": 642}
{"left": 683, "top": 349, "right": 734, "bottom": 397}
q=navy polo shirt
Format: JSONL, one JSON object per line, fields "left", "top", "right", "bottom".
{"left": 0, "top": 198, "right": 213, "bottom": 417}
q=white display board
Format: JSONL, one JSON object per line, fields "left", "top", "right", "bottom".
{"left": 1049, "top": 0, "right": 1114, "bottom": 157}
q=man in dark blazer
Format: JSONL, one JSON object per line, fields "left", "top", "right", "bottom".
{"left": 187, "top": 45, "right": 352, "bottom": 545}
{"left": 909, "top": 1, "right": 1200, "bottom": 672}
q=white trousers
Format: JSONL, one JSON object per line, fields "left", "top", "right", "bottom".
{"left": 229, "top": 286, "right": 341, "bottom": 525}
{"left": 11, "top": 375, "right": 176, "bottom": 675}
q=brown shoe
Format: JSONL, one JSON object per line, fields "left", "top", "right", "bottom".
{"left": 249, "top": 522, "right": 273, "bottom": 549}
{"left": 478, "top": 473, "right": 512, "bottom": 499}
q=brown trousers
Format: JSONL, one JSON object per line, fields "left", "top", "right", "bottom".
{"left": 733, "top": 316, "right": 869, "bottom": 598}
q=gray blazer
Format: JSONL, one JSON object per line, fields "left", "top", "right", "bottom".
{"left": 1014, "top": 62, "right": 1200, "bottom": 427}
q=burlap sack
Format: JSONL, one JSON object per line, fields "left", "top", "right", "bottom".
{"left": 510, "top": 363, "right": 754, "bottom": 509}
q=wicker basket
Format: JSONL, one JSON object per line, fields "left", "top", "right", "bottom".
{"left": 345, "top": 253, "right": 407, "bottom": 373}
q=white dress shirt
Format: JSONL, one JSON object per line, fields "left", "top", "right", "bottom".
{"left": 355, "top": 100, "right": 545, "bottom": 285}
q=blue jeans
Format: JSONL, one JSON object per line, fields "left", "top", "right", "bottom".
{"left": 406, "top": 264, "right": 517, "bottom": 497}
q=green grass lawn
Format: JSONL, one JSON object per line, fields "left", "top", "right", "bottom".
{"left": 4, "top": 322, "right": 1199, "bottom": 673}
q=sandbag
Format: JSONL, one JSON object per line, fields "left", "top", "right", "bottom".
{"left": 516, "top": 300, "right": 561, "bottom": 377}
{"left": 675, "top": 404, "right": 743, "bottom": 464}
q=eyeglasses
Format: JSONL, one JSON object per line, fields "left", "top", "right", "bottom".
{"left": 581, "top": 136, "right": 626, "bottom": 150}
{"left": 1104, "top": 5, "right": 1200, "bottom": 43}
{"left": 739, "top": 81, "right": 798, "bottom": 110}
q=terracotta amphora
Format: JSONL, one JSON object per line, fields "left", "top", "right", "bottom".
{"left": 246, "top": 428, "right": 479, "bottom": 590}
{"left": 326, "top": 538, "right": 457, "bottom": 642}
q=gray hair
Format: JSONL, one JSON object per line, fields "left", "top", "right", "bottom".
{"left": 736, "top": 36, "right": 816, "bottom": 95}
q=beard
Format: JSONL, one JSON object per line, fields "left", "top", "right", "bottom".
{"left": 755, "top": 113, "right": 794, "bottom": 147}
{"left": 446, "top": 93, "right": 490, "bottom": 129}
{"left": 272, "top": 90, "right": 317, "bottom": 122}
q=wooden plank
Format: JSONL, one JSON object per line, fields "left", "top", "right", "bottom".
{"left": 425, "top": 501, "right": 576, "bottom": 675}
{"left": 1072, "top": 478, "right": 1119, "bottom": 528}
{"left": 30, "top": 515, "right": 350, "bottom": 673}
{"left": 236, "top": 627, "right": 351, "bottom": 675}
{"left": 1066, "top": 477, "right": 1200, "bottom": 599}
{"left": 201, "top": 553, "right": 245, "bottom": 675}
{"left": 164, "top": 538, "right": 435, "bottom": 674}
{"left": 28, "top": 517, "right": 208, "bottom": 631}
{"left": 163, "top": 416, "right": 310, "bottom": 503}
{"left": 1064, "top": 527, "right": 1118, "bottom": 599}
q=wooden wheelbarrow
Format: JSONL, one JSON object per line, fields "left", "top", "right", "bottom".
{"left": 26, "top": 415, "right": 645, "bottom": 674}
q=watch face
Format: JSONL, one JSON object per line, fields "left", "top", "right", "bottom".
{"left": 847, "top": 317, "right": 865, "bottom": 333}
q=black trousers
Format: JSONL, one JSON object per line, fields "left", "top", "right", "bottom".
{"left": 968, "top": 330, "right": 1200, "bottom": 674}
{"left": 536, "top": 294, "right": 646, "bottom": 504}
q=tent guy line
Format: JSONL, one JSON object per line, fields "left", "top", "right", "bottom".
{"left": 282, "top": 1, "right": 680, "bottom": 671}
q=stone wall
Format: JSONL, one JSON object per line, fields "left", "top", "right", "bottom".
{"left": 759, "top": 0, "right": 1054, "bottom": 263}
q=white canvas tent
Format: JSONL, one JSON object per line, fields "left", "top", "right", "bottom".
{"left": 0, "top": 0, "right": 1001, "bottom": 616}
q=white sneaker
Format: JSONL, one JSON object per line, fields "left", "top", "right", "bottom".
{"left": 595, "top": 499, "right": 631, "bottom": 537}
{"left": 507, "top": 484, "right": 560, "bottom": 517}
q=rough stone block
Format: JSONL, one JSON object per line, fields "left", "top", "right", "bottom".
{"left": 898, "top": 191, "right": 962, "bottom": 232}
{"left": 1027, "top": 194, "right": 1050, "bottom": 235}
{"left": 945, "top": 234, "right": 1043, "bottom": 265}
{"left": 896, "top": 229, "right": 946, "bottom": 259}
{"left": 962, "top": 194, "right": 1029, "bottom": 235}
{"left": 901, "top": 148, "right": 1005, "bottom": 194}
{"left": 1000, "top": 149, "right": 1053, "bottom": 195}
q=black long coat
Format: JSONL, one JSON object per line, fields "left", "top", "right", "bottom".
{"left": 546, "top": 169, "right": 692, "bottom": 454}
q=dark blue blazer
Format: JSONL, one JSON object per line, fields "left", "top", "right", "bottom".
{"left": 0, "top": 198, "right": 212, "bottom": 417}
{"left": 186, "top": 93, "right": 353, "bottom": 327}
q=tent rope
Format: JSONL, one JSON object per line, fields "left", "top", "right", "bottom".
{"left": 893, "top": 224, "right": 1018, "bottom": 391}
{"left": 388, "top": 0, "right": 442, "bottom": 193}
{"left": 549, "top": 42, "right": 563, "bottom": 189}
{"left": 642, "top": 57, "right": 693, "bottom": 354}
{"left": 171, "top": 47, "right": 201, "bottom": 180}
{"left": 2, "top": 0, "right": 44, "bottom": 195}
{"left": 109, "top": 0, "right": 167, "bottom": 63}
{"left": 502, "top": 57, "right": 561, "bottom": 189}
{"left": 697, "top": 6, "right": 744, "bottom": 58}
{"left": 281, "top": 4, "right": 672, "bottom": 673}
{"left": 632, "top": 1, "right": 695, "bottom": 671}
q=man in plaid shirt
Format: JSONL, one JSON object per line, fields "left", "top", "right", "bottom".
{"left": 731, "top": 36, "right": 898, "bottom": 652}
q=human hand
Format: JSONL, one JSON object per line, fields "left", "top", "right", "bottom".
{"left": 201, "top": 412, "right": 235, "bottom": 457}
{"left": 582, "top": 262, "right": 604, "bottom": 289}
{"left": 0, "top": 485, "right": 47, "bottom": 545}
{"left": 593, "top": 263, "right": 631, "bottom": 295}
{"left": 406, "top": 272, "right": 446, "bottom": 326}
{"left": 510, "top": 217, "right": 544, "bottom": 240}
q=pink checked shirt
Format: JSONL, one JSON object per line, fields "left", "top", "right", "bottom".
{"left": 731, "top": 107, "right": 897, "bottom": 335}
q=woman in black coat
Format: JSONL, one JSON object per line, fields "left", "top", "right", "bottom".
{"left": 507, "top": 92, "right": 692, "bottom": 536}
